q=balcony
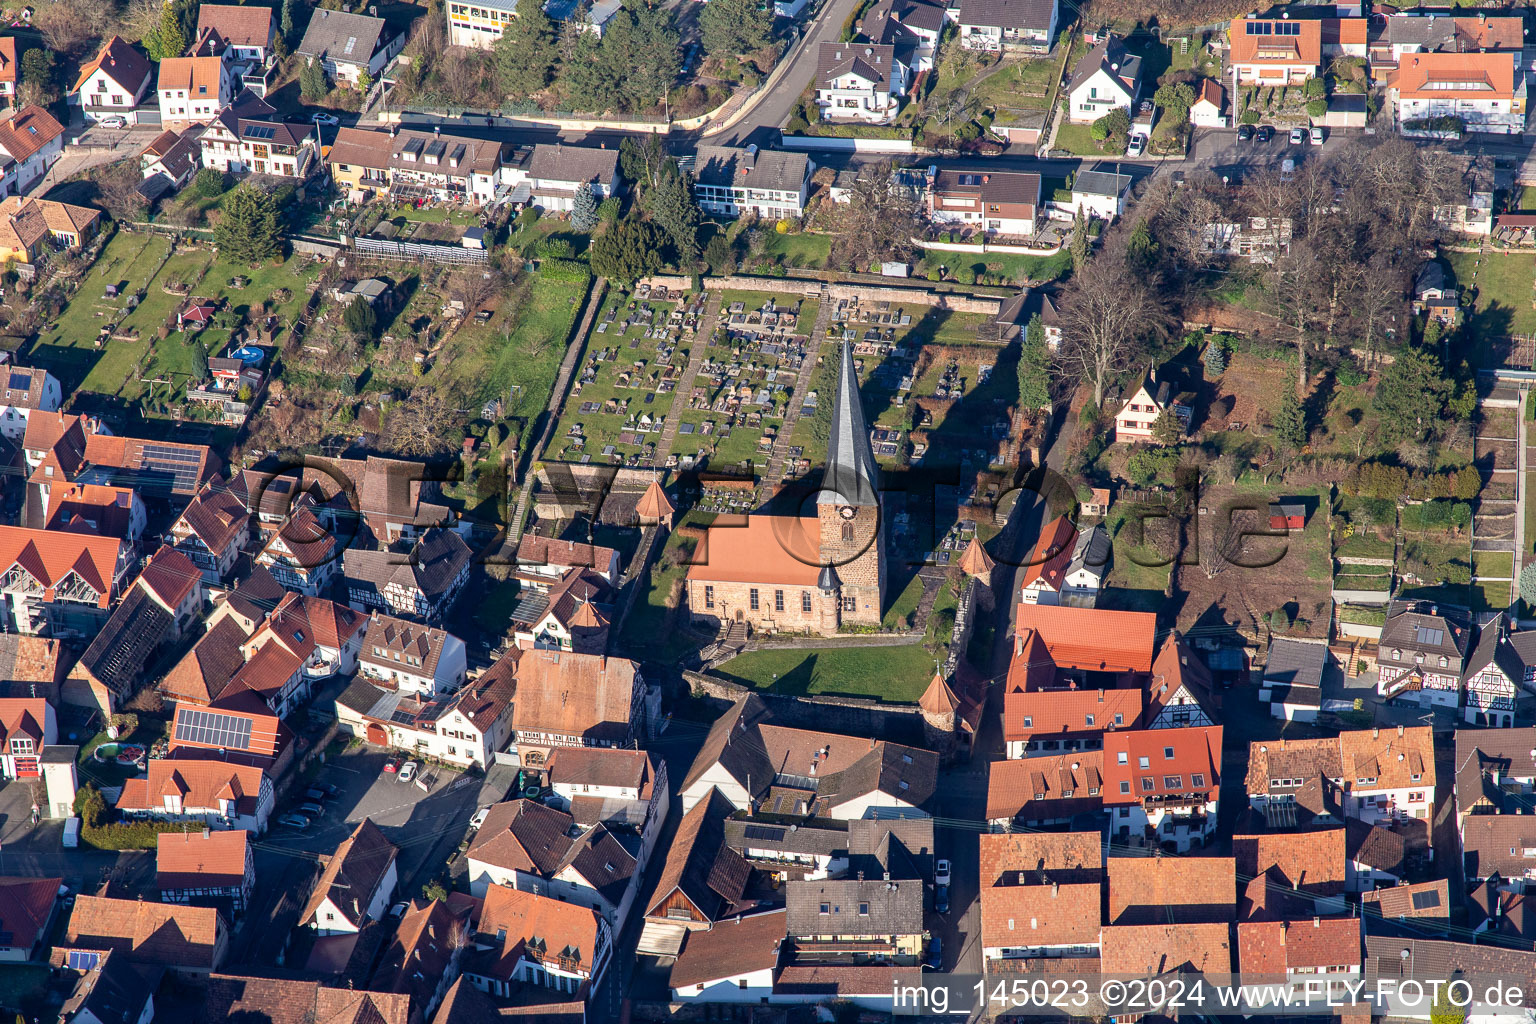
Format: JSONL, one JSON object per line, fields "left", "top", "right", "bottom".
{"left": 303, "top": 650, "right": 339, "bottom": 679}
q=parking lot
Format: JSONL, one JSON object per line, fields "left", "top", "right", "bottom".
{"left": 1187, "top": 124, "right": 1348, "bottom": 185}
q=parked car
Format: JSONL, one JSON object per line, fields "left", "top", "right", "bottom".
{"left": 310, "top": 112, "right": 340, "bottom": 126}
{"left": 384, "top": 756, "right": 402, "bottom": 773}
{"left": 935, "top": 859, "right": 951, "bottom": 886}
{"left": 97, "top": 116, "right": 126, "bottom": 129}
{"left": 925, "top": 936, "right": 943, "bottom": 970}
{"left": 1127, "top": 133, "right": 1146, "bottom": 157}
{"left": 398, "top": 761, "right": 419, "bottom": 783}
{"left": 1310, "top": 126, "right": 1325, "bottom": 146}
{"left": 304, "top": 788, "right": 328, "bottom": 803}
{"left": 935, "top": 885, "right": 949, "bottom": 915}
{"left": 299, "top": 801, "right": 325, "bottom": 818}
{"left": 470, "top": 806, "right": 491, "bottom": 830}
{"left": 1236, "top": 123, "right": 1255, "bottom": 141}
{"left": 277, "top": 813, "right": 311, "bottom": 829}
{"left": 1289, "top": 127, "right": 1306, "bottom": 145}
{"left": 62, "top": 817, "right": 79, "bottom": 849}
{"left": 313, "top": 782, "right": 340, "bottom": 798}
{"left": 1256, "top": 125, "right": 1273, "bottom": 143}
{"left": 387, "top": 902, "right": 409, "bottom": 919}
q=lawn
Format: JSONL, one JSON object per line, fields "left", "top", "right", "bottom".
{"left": 26, "top": 230, "right": 319, "bottom": 427}
{"left": 971, "top": 56, "right": 1058, "bottom": 113}
{"left": 1448, "top": 249, "right": 1536, "bottom": 349}
{"left": 713, "top": 641, "right": 938, "bottom": 703}
{"left": 1052, "top": 122, "right": 1118, "bottom": 157}
{"left": 919, "top": 248, "right": 1073, "bottom": 285}
{"left": 1475, "top": 579, "right": 1513, "bottom": 613}
{"left": 1474, "top": 551, "right": 1515, "bottom": 579}
{"left": 762, "top": 231, "right": 832, "bottom": 269}
{"left": 882, "top": 573, "right": 925, "bottom": 629}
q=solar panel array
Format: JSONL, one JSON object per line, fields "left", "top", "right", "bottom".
{"left": 243, "top": 124, "right": 275, "bottom": 140}
{"left": 742, "top": 824, "right": 785, "bottom": 842}
{"left": 174, "top": 708, "right": 253, "bottom": 750}
{"left": 7, "top": 372, "right": 29, "bottom": 391}
{"left": 67, "top": 950, "right": 100, "bottom": 970}
{"left": 1411, "top": 889, "right": 1441, "bottom": 910}
{"left": 140, "top": 443, "right": 203, "bottom": 493}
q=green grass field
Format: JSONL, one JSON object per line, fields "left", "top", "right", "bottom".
{"left": 713, "top": 641, "right": 938, "bottom": 702}
{"left": 972, "top": 56, "right": 1058, "bottom": 112}
{"left": 1448, "top": 249, "right": 1536, "bottom": 343}
{"left": 1052, "top": 122, "right": 1117, "bottom": 156}
{"left": 762, "top": 231, "right": 832, "bottom": 268}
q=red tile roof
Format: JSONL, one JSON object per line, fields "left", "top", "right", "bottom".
{"left": 478, "top": 886, "right": 604, "bottom": 981}
{"left": 1103, "top": 725, "right": 1222, "bottom": 806}
{"left": 116, "top": 759, "right": 264, "bottom": 817}
{"left": 1228, "top": 15, "right": 1322, "bottom": 67}
{"left": 685, "top": 514, "right": 823, "bottom": 586}
{"left": 0, "top": 875, "right": 59, "bottom": 954}
{"left": 0, "top": 526, "right": 123, "bottom": 607}
{"left": 1108, "top": 855, "right": 1235, "bottom": 925}
{"left": 65, "top": 895, "right": 222, "bottom": 970}
{"left": 1233, "top": 829, "right": 1347, "bottom": 897}
{"left": 1013, "top": 604, "right": 1157, "bottom": 673}
{"left": 157, "top": 829, "right": 249, "bottom": 891}
{"left": 979, "top": 832, "right": 1103, "bottom": 949}
{"left": 1020, "top": 515, "right": 1076, "bottom": 593}
{"left": 137, "top": 544, "right": 200, "bottom": 611}
{"left": 1004, "top": 686, "right": 1142, "bottom": 745}
{"left": 0, "top": 106, "right": 63, "bottom": 162}
{"left": 986, "top": 752, "right": 1105, "bottom": 822}
{"left": 1238, "top": 916, "right": 1361, "bottom": 978}
{"left": 1100, "top": 922, "right": 1232, "bottom": 976}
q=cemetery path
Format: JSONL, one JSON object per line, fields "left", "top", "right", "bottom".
{"left": 654, "top": 290, "right": 724, "bottom": 464}
{"left": 761, "top": 290, "right": 835, "bottom": 490}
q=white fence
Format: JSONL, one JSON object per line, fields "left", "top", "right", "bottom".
{"left": 779, "top": 135, "right": 916, "bottom": 154}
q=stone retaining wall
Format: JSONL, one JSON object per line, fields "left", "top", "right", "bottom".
{"left": 683, "top": 669, "right": 925, "bottom": 744}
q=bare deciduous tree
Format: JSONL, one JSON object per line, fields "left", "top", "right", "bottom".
{"left": 1055, "top": 234, "right": 1170, "bottom": 409}
{"left": 827, "top": 161, "right": 918, "bottom": 271}
{"left": 1201, "top": 506, "right": 1254, "bottom": 579}
{"left": 384, "top": 387, "right": 456, "bottom": 457}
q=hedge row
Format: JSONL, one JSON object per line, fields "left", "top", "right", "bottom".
{"left": 83, "top": 820, "right": 202, "bottom": 850}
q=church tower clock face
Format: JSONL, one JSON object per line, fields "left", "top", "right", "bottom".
{"left": 839, "top": 505, "right": 857, "bottom": 520}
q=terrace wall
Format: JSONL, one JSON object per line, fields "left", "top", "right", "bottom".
{"left": 635, "top": 275, "right": 1005, "bottom": 315}
{"left": 682, "top": 669, "right": 926, "bottom": 744}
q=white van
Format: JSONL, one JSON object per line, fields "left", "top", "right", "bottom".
{"left": 62, "top": 817, "right": 80, "bottom": 849}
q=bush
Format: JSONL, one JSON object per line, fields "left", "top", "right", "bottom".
{"left": 537, "top": 258, "right": 592, "bottom": 284}
{"left": 1306, "top": 98, "right": 1328, "bottom": 118}
{"left": 1304, "top": 77, "right": 1326, "bottom": 99}
{"left": 192, "top": 168, "right": 227, "bottom": 199}
{"left": 1239, "top": 108, "right": 1260, "bottom": 125}
{"left": 1336, "top": 360, "right": 1366, "bottom": 387}
{"left": 75, "top": 784, "right": 106, "bottom": 828}
{"left": 83, "top": 820, "right": 197, "bottom": 850}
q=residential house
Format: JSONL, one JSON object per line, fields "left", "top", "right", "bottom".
{"left": 1018, "top": 514, "right": 1076, "bottom": 605}
{"left": 218, "top": 591, "right": 366, "bottom": 719}
{"left": 0, "top": 39, "right": 14, "bottom": 107}
{"left": 926, "top": 167, "right": 1041, "bottom": 237}
{"left": 1462, "top": 815, "right": 1536, "bottom": 884}
{"left": 465, "top": 799, "right": 640, "bottom": 932}
{"left": 168, "top": 476, "right": 251, "bottom": 583}
{"left": 0, "top": 875, "right": 61, "bottom": 961}
{"left": 296, "top": 9, "right": 406, "bottom": 88}
{"left": 1103, "top": 725, "right": 1223, "bottom": 851}
{"left": 463, "top": 885, "right": 610, "bottom": 999}
{"left": 343, "top": 527, "right": 472, "bottom": 622}
{"left": 677, "top": 693, "right": 936, "bottom": 818}
{"left": 115, "top": 759, "right": 273, "bottom": 833}
{"left": 1237, "top": 916, "right": 1362, "bottom": 996}
{"left": 1246, "top": 727, "right": 1436, "bottom": 828}
{"left": 0, "top": 634, "right": 70, "bottom": 703}
{"left": 979, "top": 832, "right": 1102, "bottom": 964}
{"left": 784, "top": 876, "right": 925, "bottom": 964}
{"left": 495, "top": 649, "right": 657, "bottom": 768}
{"left": 692, "top": 145, "right": 815, "bottom": 220}
{"left": 643, "top": 789, "right": 755, "bottom": 949}
{"left": 957, "top": 0, "right": 1059, "bottom": 52}
{"left": 196, "top": 5, "right": 278, "bottom": 61}
{"left": 53, "top": 951, "right": 159, "bottom": 1024}
{"left": 1107, "top": 855, "right": 1235, "bottom": 924}
{"left": 255, "top": 505, "right": 338, "bottom": 596}
{"left": 139, "top": 129, "right": 202, "bottom": 196}
{"left": 326, "top": 126, "right": 396, "bottom": 201}
{"left": 201, "top": 975, "right": 409, "bottom": 1024}
{"left": 1347, "top": 818, "right": 1408, "bottom": 891}
{"left": 1067, "top": 34, "right": 1142, "bottom": 124}
{"left": 0, "top": 526, "right": 132, "bottom": 637}
{"left": 1454, "top": 726, "right": 1536, "bottom": 830}
{"left": 1469, "top": 877, "right": 1536, "bottom": 942}
{"left": 814, "top": 43, "right": 908, "bottom": 125}
{"left": 167, "top": 701, "right": 289, "bottom": 774}
{"left": 510, "top": 568, "right": 613, "bottom": 655}
{"left": 22, "top": 415, "right": 220, "bottom": 513}
{"left": 1462, "top": 615, "right": 1536, "bottom": 726}
{"left": 669, "top": 909, "right": 786, "bottom": 1003}
{"left": 1370, "top": 15, "right": 1525, "bottom": 70}
{"left": 1100, "top": 922, "right": 1232, "bottom": 979}
{"left": 0, "top": 698, "right": 54, "bottom": 780}
{"left": 1143, "top": 632, "right": 1219, "bottom": 730}
{"left": 1190, "top": 77, "right": 1225, "bottom": 126}
{"left": 985, "top": 750, "right": 1105, "bottom": 828}
{"left": 1201, "top": 215, "right": 1294, "bottom": 262}
{"left": 300, "top": 819, "right": 399, "bottom": 936}
{"left": 70, "top": 37, "right": 154, "bottom": 124}
{"left": 1390, "top": 51, "right": 1525, "bottom": 135}
{"left": 156, "top": 56, "right": 231, "bottom": 127}
{"left": 721, "top": 818, "right": 848, "bottom": 881}
{"left": 385, "top": 127, "right": 510, "bottom": 205}
{"left": 156, "top": 829, "right": 254, "bottom": 913}
{"left": 64, "top": 896, "right": 226, "bottom": 974}
{"left": 861, "top": 0, "right": 945, "bottom": 73}
{"left": 0, "top": 366, "right": 61, "bottom": 440}
{"left": 45, "top": 484, "right": 145, "bottom": 543}
{"left": 1363, "top": 937, "right": 1536, "bottom": 1019}
{"left": 1061, "top": 524, "right": 1110, "bottom": 606}
{"left": 0, "top": 104, "right": 62, "bottom": 196}
{"left": 370, "top": 899, "right": 471, "bottom": 1023}
{"left": 199, "top": 97, "right": 320, "bottom": 178}
{"left": 545, "top": 746, "right": 668, "bottom": 834}
{"left": 1260, "top": 638, "right": 1329, "bottom": 723}
{"left": 1228, "top": 15, "right": 1323, "bottom": 86}
{"left": 0, "top": 196, "right": 101, "bottom": 265}
{"left": 1413, "top": 260, "right": 1459, "bottom": 324}
{"left": 1114, "top": 365, "right": 1193, "bottom": 442}
{"left": 515, "top": 535, "right": 622, "bottom": 590}
{"left": 336, "top": 668, "right": 514, "bottom": 769}
{"left": 71, "top": 546, "right": 203, "bottom": 715}
{"left": 1070, "top": 168, "right": 1133, "bottom": 220}
{"left": 1233, "top": 829, "right": 1348, "bottom": 919}
{"left": 446, "top": 0, "right": 519, "bottom": 48}
{"left": 526, "top": 143, "right": 622, "bottom": 212}
{"left": 1376, "top": 600, "right": 1472, "bottom": 709}
{"left": 1362, "top": 878, "right": 1448, "bottom": 920}
{"left": 358, "top": 612, "right": 466, "bottom": 697}
{"left": 990, "top": 288, "right": 1061, "bottom": 349}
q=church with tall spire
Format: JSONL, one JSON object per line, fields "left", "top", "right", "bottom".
{"left": 683, "top": 338, "right": 885, "bottom": 636}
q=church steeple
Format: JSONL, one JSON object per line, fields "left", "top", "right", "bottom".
{"left": 818, "top": 338, "right": 879, "bottom": 507}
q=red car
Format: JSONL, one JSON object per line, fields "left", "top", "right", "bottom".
{"left": 383, "top": 756, "right": 402, "bottom": 773}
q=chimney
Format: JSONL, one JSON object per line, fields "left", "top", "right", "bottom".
{"left": 1052, "top": 882, "right": 1059, "bottom": 896}
{"left": 1373, "top": 728, "right": 1379, "bottom": 740}
{"left": 858, "top": 871, "right": 864, "bottom": 881}
{"left": 1398, "top": 724, "right": 1404, "bottom": 737}
{"left": 1313, "top": 917, "right": 1320, "bottom": 928}
{"left": 1018, "top": 871, "right": 1026, "bottom": 885}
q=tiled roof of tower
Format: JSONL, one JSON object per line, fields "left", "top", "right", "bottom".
{"left": 819, "top": 338, "right": 879, "bottom": 507}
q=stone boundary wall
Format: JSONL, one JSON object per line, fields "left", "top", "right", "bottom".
{"left": 683, "top": 669, "right": 926, "bottom": 744}
{"left": 635, "top": 274, "right": 1005, "bottom": 315}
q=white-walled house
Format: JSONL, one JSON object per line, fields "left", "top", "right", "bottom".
{"left": 1247, "top": 728, "right": 1436, "bottom": 830}
{"left": 814, "top": 43, "right": 909, "bottom": 125}
{"left": 156, "top": 57, "right": 232, "bottom": 127}
{"left": 70, "top": 37, "right": 154, "bottom": 124}
{"left": 669, "top": 910, "right": 787, "bottom": 1004}
{"left": 693, "top": 145, "right": 814, "bottom": 220}
{"left": 358, "top": 613, "right": 467, "bottom": 697}
{"left": 299, "top": 820, "right": 397, "bottom": 936}
{"left": 0, "top": 107, "right": 65, "bottom": 197}
{"left": 1103, "top": 726, "right": 1222, "bottom": 852}
{"left": 1070, "top": 169, "right": 1132, "bottom": 221}
{"left": 1390, "top": 51, "right": 1525, "bottom": 135}
{"left": 957, "top": 0, "right": 1059, "bottom": 53}
{"left": 114, "top": 760, "right": 274, "bottom": 834}
{"left": 336, "top": 669, "right": 513, "bottom": 769}
{"left": 1190, "top": 78, "right": 1225, "bottom": 127}
{"left": 1067, "top": 35, "right": 1142, "bottom": 124}
{"left": 296, "top": 10, "right": 406, "bottom": 89}
{"left": 0, "top": 366, "right": 60, "bottom": 440}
